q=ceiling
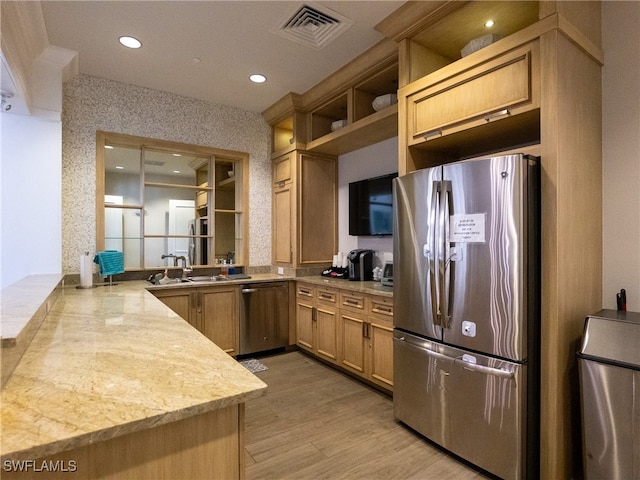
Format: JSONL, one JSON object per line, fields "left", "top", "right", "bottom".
{"left": 40, "top": 1, "right": 404, "bottom": 113}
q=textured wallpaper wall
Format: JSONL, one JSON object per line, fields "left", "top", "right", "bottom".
{"left": 61, "top": 74, "right": 272, "bottom": 274}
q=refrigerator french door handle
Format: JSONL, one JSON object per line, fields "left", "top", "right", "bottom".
{"left": 453, "top": 357, "right": 516, "bottom": 380}
{"left": 441, "top": 181, "right": 452, "bottom": 328}
{"left": 429, "top": 181, "right": 441, "bottom": 327}
{"left": 395, "top": 335, "right": 452, "bottom": 363}
{"left": 436, "top": 181, "right": 448, "bottom": 327}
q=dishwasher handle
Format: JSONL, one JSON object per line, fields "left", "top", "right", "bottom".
{"left": 241, "top": 288, "right": 258, "bottom": 294}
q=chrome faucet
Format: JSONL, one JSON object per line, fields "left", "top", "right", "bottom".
{"left": 176, "top": 255, "right": 192, "bottom": 279}
{"left": 161, "top": 253, "right": 178, "bottom": 266}
{"left": 162, "top": 254, "right": 191, "bottom": 279}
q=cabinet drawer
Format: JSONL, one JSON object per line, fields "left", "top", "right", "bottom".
{"left": 316, "top": 287, "right": 337, "bottom": 305}
{"left": 340, "top": 291, "right": 366, "bottom": 311}
{"left": 273, "top": 154, "right": 292, "bottom": 185}
{"left": 369, "top": 296, "right": 394, "bottom": 319}
{"left": 406, "top": 42, "right": 539, "bottom": 145}
{"left": 296, "top": 283, "right": 315, "bottom": 299}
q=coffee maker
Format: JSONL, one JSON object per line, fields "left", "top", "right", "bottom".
{"left": 347, "top": 249, "right": 374, "bottom": 281}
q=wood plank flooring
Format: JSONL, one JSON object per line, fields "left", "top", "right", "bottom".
{"left": 244, "top": 351, "right": 490, "bottom": 480}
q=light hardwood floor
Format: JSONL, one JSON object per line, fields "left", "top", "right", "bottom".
{"left": 244, "top": 351, "right": 490, "bottom": 480}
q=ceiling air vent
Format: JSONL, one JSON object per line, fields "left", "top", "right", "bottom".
{"left": 272, "top": 3, "right": 354, "bottom": 50}
{"left": 144, "top": 160, "right": 165, "bottom": 167}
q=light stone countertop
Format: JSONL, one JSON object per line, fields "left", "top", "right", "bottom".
{"left": 0, "top": 274, "right": 64, "bottom": 345}
{"left": 0, "top": 274, "right": 65, "bottom": 387}
{"left": 294, "top": 276, "right": 394, "bottom": 298}
{"left": 0, "top": 280, "right": 267, "bottom": 461}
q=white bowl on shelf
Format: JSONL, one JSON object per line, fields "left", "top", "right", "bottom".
{"left": 372, "top": 93, "right": 397, "bottom": 112}
{"left": 461, "top": 34, "right": 502, "bottom": 57}
{"left": 331, "top": 119, "right": 347, "bottom": 132}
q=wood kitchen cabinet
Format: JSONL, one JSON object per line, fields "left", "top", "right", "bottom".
{"left": 339, "top": 291, "right": 393, "bottom": 391}
{"left": 367, "top": 296, "right": 394, "bottom": 389}
{"left": 339, "top": 291, "right": 367, "bottom": 376}
{"left": 197, "top": 286, "right": 239, "bottom": 356}
{"left": 272, "top": 153, "right": 294, "bottom": 265}
{"left": 295, "top": 282, "right": 339, "bottom": 365}
{"left": 315, "top": 286, "right": 339, "bottom": 363}
{"left": 272, "top": 151, "right": 337, "bottom": 268}
{"left": 295, "top": 285, "right": 315, "bottom": 351}
{"left": 295, "top": 281, "right": 394, "bottom": 392}
{"left": 152, "top": 285, "right": 239, "bottom": 356}
{"left": 151, "top": 288, "right": 196, "bottom": 328}
{"left": 403, "top": 41, "right": 539, "bottom": 153}
{"left": 262, "top": 40, "right": 398, "bottom": 158}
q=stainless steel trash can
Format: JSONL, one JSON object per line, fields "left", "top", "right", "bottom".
{"left": 578, "top": 309, "right": 640, "bottom": 480}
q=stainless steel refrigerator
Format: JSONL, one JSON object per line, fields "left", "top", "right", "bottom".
{"left": 393, "top": 154, "right": 540, "bottom": 480}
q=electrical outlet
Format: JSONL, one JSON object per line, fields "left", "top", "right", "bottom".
{"left": 277, "top": 267, "right": 284, "bottom": 275}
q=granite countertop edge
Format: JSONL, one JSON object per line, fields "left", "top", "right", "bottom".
{"left": 1, "top": 280, "right": 267, "bottom": 461}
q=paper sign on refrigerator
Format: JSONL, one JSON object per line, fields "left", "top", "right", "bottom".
{"left": 449, "top": 213, "right": 486, "bottom": 243}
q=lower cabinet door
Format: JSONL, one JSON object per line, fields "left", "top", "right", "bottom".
{"left": 368, "top": 319, "right": 394, "bottom": 388}
{"left": 152, "top": 289, "right": 195, "bottom": 327}
{"left": 199, "top": 287, "right": 238, "bottom": 355}
{"left": 340, "top": 312, "right": 366, "bottom": 374}
{"left": 315, "top": 306, "right": 338, "bottom": 363}
{"left": 296, "top": 300, "right": 315, "bottom": 351}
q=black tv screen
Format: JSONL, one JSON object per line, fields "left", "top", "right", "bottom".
{"left": 349, "top": 172, "right": 397, "bottom": 236}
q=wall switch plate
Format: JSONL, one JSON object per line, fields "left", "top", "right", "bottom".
{"left": 277, "top": 267, "right": 284, "bottom": 275}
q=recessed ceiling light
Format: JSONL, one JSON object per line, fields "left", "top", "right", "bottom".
{"left": 105, "top": 145, "right": 114, "bottom": 149}
{"left": 119, "top": 36, "right": 142, "bottom": 49}
{"left": 250, "top": 74, "right": 267, "bottom": 84}
{"left": 115, "top": 166, "right": 124, "bottom": 170}
{"left": 172, "top": 153, "right": 182, "bottom": 157}
{"left": 192, "top": 57, "right": 201, "bottom": 64}
{"left": 172, "top": 170, "right": 181, "bottom": 174}
{"left": 485, "top": 20, "right": 495, "bottom": 28}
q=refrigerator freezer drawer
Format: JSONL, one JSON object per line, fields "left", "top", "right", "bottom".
{"left": 394, "top": 330, "right": 527, "bottom": 480}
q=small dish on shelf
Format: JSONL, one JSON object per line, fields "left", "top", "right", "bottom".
{"left": 331, "top": 119, "right": 347, "bottom": 131}
{"left": 372, "top": 93, "right": 397, "bottom": 112}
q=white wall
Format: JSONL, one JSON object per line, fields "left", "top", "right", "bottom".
{"left": 0, "top": 114, "right": 62, "bottom": 288}
{"left": 602, "top": 1, "right": 640, "bottom": 311}
{"left": 338, "top": 136, "right": 398, "bottom": 268}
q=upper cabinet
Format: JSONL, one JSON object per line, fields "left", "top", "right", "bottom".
{"left": 271, "top": 150, "right": 338, "bottom": 268}
{"left": 262, "top": 39, "right": 399, "bottom": 158}
{"left": 375, "top": 0, "right": 602, "bottom": 174}
{"left": 399, "top": 38, "right": 542, "bottom": 172}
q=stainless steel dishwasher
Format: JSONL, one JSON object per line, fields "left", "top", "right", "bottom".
{"left": 239, "top": 282, "right": 289, "bottom": 355}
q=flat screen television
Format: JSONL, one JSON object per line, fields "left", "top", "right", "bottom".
{"left": 349, "top": 172, "right": 397, "bottom": 236}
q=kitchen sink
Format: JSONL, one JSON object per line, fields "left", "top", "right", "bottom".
{"left": 149, "top": 273, "right": 251, "bottom": 285}
{"left": 186, "top": 275, "right": 229, "bottom": 282}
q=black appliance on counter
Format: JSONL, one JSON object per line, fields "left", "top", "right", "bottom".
{"left": 347, "top": 249, "right": 374, "bottom": 281}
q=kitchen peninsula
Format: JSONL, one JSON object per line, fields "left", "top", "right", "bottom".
{"left": 0, "top": 278, "right": 267, "bottom": 479}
